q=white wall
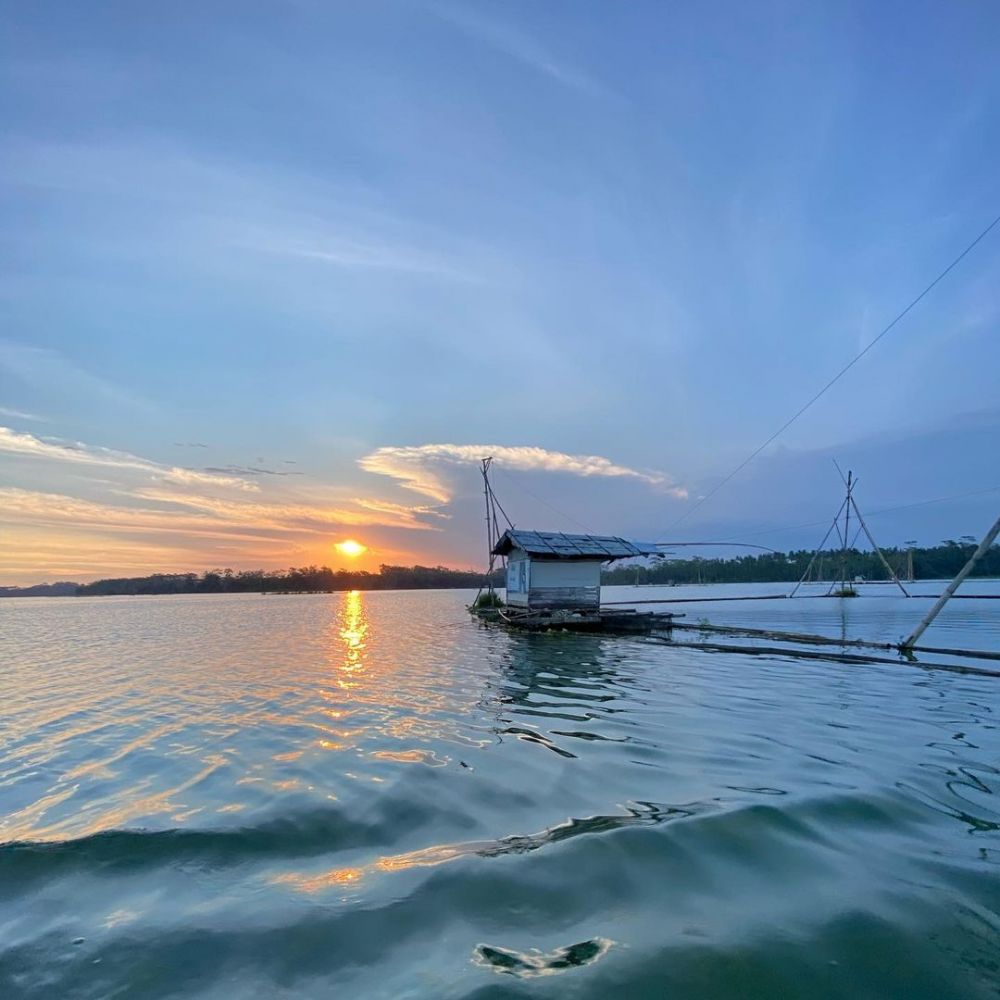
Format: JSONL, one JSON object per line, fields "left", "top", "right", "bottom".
{"left": 505, "top": 551, "right": 605, "bottom": 609}
{"left": 529, "top": 561, "right": 602, "bottom": 589}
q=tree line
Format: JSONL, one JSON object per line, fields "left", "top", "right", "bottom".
{"left": 601, "top": 539, "right": 1000, "bottom": 586}
{"left": 74, "top": 564, "right": 502, "bottom": 596}
{"left": 0, "top": 564, "right": 502, "bottom": 598}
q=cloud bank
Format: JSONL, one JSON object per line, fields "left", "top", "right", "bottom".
{"left": 359, "top": 443, "right": 684, "bottom": 502}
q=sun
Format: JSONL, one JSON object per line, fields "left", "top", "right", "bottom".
{"left": 335, "top": 539, "right": 367, "bottom": 558}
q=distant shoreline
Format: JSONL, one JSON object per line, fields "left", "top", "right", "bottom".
{"left": 3, "top": 541, "right": 998, "bottom": 597}
{"left": 0, "top": 564, "right": 501, "bottom": 598}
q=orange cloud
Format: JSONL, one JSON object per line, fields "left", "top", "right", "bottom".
{"left": 131, "top": 487, "right": 442, "bottom": 532}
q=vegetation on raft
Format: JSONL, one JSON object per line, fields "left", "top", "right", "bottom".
{"left": 472, "top": 591, "right": 505, "bottom": 609}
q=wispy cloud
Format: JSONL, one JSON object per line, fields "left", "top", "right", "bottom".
{"left": 426, "top": 2, "right": 610, "bottom": 98}
{"left": 0, "top": 339, "right": 150, "bottom": 413}
{"left": 0, "top": 406, "right": 47, "bottom": 422}
{"left": 2, "top": 141, "right": 480, "bottom": 284}
{"left": 352, "top": 496, "right": 449, "bottom": 522}
{"left": 0, "top": 426, "right": 258, "bottom": 492}
{"left": 359, "top": 443, "right": 683, "bottom": 503}
{"left": 132, "top": 487, "right": 443, "bottom": 532}
{"left": 0, "top": 488, "right": 283, "bottom": 543}
{"left": 245, "top": 237, "right": 477, "bottom": 282}
{"left": 0, "top": 485, "right": 440, "bottom": 539}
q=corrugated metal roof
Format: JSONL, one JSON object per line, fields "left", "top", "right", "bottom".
{"left": 492, "top": 529, "right": 660, "bottom": 560}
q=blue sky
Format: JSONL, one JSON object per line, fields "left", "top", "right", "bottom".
{"left": 1, "top": 0, "right": 999, "bottom": 583}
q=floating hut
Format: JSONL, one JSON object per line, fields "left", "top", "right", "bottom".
{"left": 492, "top": 530, "right": 660, "bottom": 611}
{"left": 483, "top": 529, "right": 676, "bottom": 633}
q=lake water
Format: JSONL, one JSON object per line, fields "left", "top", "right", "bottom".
{"left": 2, "top": 585, "right": 1000, "bottom": 998}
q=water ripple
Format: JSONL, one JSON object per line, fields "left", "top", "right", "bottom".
{"left": 1, "top": 588, "right": 999, "bottom": 998}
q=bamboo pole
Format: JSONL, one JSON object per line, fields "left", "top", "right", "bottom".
{"left": 850, "top": 496, "right": 910, "bottom": 596}
{"left": 602, "top": 594, "right": 791, "bottom": 605}
{"left": 901, "top": 511, "right": 1000, "bottom": 648}
{"left": 480, "top": 457, "right": 495, "bottom": 600}
{"left": 838, "top": 470, "right": 853, "bottom": 593}
{"left": 645, "top": 637, "right": 1000, "bottom": 679}
{"left": 666, "top": 620, "right": 1000, "bottom": 662}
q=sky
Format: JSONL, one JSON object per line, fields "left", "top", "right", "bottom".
{"left": 1, "top": 0, "right": 999, "bottom": 585}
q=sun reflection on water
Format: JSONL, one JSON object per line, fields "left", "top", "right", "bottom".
{"left": 336, "top": 590, "right": 369, "bottom": 686}
{"left": 311, "top": 589, "right": 492, "bottom": 768}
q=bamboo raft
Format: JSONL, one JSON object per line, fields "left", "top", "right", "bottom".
{"left": 470, "top": 604, "right": 681, "bottom": 635}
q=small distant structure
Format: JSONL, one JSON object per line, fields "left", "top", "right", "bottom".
{"left": 789, "top": 466, "right": 909, "bottom": 600}
{"left": 492, "top": 529, "right": 660, "bottom": 611}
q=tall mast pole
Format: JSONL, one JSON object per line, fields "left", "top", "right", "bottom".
{"left": 841, "top": 470, "right": 852, "bottom": 591}
{"left": 481, "top": 457, "right": 495, "bottom": 596}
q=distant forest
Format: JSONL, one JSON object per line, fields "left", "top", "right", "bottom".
{"left": 602, "top": 539, "right": 1000, "bottom": 586}
{"left": 1, "top": 564, "right": 501, "bottom": 598}
{"left": 2, "top": 540, "right": 997, "bottom": 598}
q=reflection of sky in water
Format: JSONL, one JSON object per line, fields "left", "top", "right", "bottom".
{"left": 2, "top": 586, "right": 999, "bottom": 997}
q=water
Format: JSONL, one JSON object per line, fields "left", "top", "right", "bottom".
{"left": 2, "top": 585, "right": 999, "bottom": 998}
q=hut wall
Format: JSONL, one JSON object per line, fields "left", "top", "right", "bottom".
{"left": 526, "top": 559, "right": 602, "bottom": 610}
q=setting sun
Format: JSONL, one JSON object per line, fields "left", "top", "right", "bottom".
{"left": 334, "top": 539, "right": 367, "bottom": 558}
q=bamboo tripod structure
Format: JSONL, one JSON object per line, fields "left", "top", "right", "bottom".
{"left": 790, "top": 469, "right": 909, "bottom": 598}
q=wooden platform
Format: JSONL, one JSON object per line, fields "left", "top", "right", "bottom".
{"left": 469, "top": 605, "right": 680, "bottom": 634}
